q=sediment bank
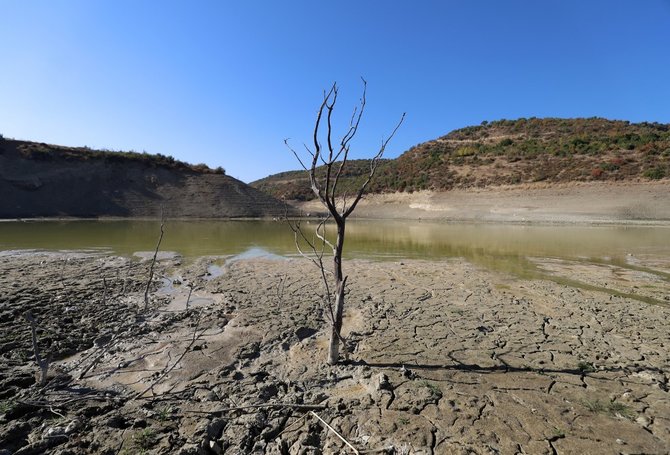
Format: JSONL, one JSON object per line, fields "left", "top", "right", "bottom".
{"left": 294, "top": 181, "right": 670, "bottom": 224}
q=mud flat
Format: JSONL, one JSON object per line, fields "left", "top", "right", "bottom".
{"left": 1, "top": 250, "right": 669, "bottom": 454}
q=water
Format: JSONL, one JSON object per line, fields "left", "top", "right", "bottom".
{"left": 0, "top": 219, "right": 668, "bottom": 271}
{"left": 2, "top": 219, "right": 668, "bottom": 305}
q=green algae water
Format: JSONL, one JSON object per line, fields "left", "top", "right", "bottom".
{"left": 0, "top": 219, "right": 667, "bottom": 268}
{"left": 2, "top": 219, "right": 668, "bottom": 305}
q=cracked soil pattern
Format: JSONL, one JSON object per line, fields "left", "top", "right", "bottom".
{"left": 0, "top": 250, "right": 669, "bottom": 454}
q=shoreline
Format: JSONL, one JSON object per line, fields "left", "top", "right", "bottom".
{"left": 1, "top": 180, "right": 669, "bottom": 225}
{"left": 2, "top": 217, "right": 670, "bottom": 227}
{"left": 294, "top": 180, "right": 670, "bottom": 225}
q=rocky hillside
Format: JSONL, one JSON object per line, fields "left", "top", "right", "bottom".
{"left": 252, "top": 118, "right": 670, "bottom": 200}
{"left": 0, "top": 138, "right": 288, "bottom": 218}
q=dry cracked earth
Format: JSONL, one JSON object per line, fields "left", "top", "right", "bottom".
{"left": 0, "top": 249, "right": 669, "bottom": 454}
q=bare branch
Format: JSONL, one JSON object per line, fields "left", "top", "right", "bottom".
{"left": 326, "top": 90, "right": 336, "bottom": 163}
{"left": 284, "top": 139, "right": 309, "bottom": 171}
{"left": 183, "top": 403, "right": 327, "bottom": 415}
{"left": 185, "top": 285, "right": 193, "bottom": 311}
{"left": 324, "top": 93, "right": 336, "bottom": 207}
{"left": 309, "top": 84, "right": 337, "bottom": 203}
{"left": 341, "top": 192, "right": 349, "bottom": 216}
{"left": 330, "top": 144, "right": 349, "bottom": 200}
{"left": 77, "top": 325, "right": 131, "bottom": 380}
{"left": 23, "top": 311, "right": 50, "bottom": 386}
{"left": 283, "top": 205, "right": 336, "bottom": 323}
{"left": 133, "top": 311, "right": 204, "bottom": 400}
{"left": 314, "top": 216, "right": 335, "bottom": 252}
{"left": 310, "top": 411, "right": 360, "bottom": 454}
{"left": 144, "top": 209, "right": 166, "bottom": 310}
{"left": 310, "top": 84, "right": 343, "bottom": 220}
{"left": 343, "top": 111, "right": 405, "bottom": 218}
{"left": 339, "top": 78, "right": 366, "bottom": 157}
{"left": 331, "top": 79, "right": 366, "bottom": 200}
{"left": 284, "top": 209, "right": 327, "bottom": 269}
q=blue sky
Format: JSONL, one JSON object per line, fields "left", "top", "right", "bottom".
{"left": 1, "top": 1, "right": 669, "bottom": 182}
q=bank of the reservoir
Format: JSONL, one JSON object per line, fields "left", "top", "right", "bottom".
{"left": 293, "top": 181, "right": 670, "bottom": 224}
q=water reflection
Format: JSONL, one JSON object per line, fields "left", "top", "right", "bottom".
{"left": 0, "top": 220, "right": 668, "bottom": 274}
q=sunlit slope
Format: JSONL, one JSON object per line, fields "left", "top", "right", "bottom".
{"left": 252, "top": 118, "right": 670, "bottom": 200}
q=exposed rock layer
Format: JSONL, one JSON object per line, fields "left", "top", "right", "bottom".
{"left": 0, "top": 139, "right": 287, "bottom": 219}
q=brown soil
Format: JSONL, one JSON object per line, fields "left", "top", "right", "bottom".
{"left": 293, "top": 181, "right": 670, "bottom": 224}
{"left": 1, "top": 250, "right": 669, "bottom": 454}
{"left": 0, "top": 139, "right": 288, "bottom": 219}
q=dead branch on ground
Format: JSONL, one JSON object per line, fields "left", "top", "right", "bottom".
{"left": 183, "top": 403, "right": 327, "bottom": 416}
{"left": 144, "top": 210, "right": 166, "bottom": 310}
{"left": 132, "top": 310, "right": 204, "bottom": 400}
{"left": 22, "top": 311, "right": 51, "bottom": 386}
{"left": 310, "top": 410, "right": 360, "bottom": 454}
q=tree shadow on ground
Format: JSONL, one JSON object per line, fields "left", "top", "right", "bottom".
{"left": 346, "top": 359, "right": 666, "bottom": 379}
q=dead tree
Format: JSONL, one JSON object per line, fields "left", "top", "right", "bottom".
{"left": 144, "top": 210, "right": 166, "bottom": 310}
{"left": 286, "top": 80, "right": 404, "bottom": 365}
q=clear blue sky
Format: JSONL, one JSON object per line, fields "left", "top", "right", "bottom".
{"left": 1, "top": 1, "right": 669, "bottom": 182}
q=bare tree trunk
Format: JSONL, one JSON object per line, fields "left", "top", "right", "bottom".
{"left": 328, "top": 277, "right": 347, "bottom": 364}
{"left": 327, "top": 221, "right": 346, "bottom": 365}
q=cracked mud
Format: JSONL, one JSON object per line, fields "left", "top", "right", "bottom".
{"left": 1, "top": 250, "right": 669, "bottom": 454}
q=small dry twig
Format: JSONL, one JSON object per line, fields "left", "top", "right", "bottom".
{"left": 185, "top": 285, "right": 193, "bottom": 310}
{"left": 133, "top": 312, "right": 203, "bottom": 400}
{"left": 22, "top": 311, "right": 51, "bottom": 386}
{"left": 102, "top": 277, "right": 108, "bottom": 305}
{"left": 183, "top": 403, "right": 327, "bottom": 416}
{"left": 309, "top": 410, "right": 359, "bottom": 454}
{"left": 144, "top": 210, "right": 166, "bottom": 310}
{"left": 77, "top": 328, "right": 128, "bottom": 380}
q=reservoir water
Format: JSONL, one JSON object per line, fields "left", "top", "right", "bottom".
{"left": 0, "top": 219, "right": 668, "bottom": 264}
{"left": 1, "top": 219, "right": 668, "bottom": 305}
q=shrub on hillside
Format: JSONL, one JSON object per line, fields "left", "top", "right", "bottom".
{"left": 600, "top": 162, "right": 619, "bottom": 172}
{"left": 644, "top": 166, "right": 666, "bottom": 180}
{"left": 253, "top": 118, "right": 670, "bottom": 196}
{"left": 192, "top": 163, "right": 210, "bottom": 172}
{"left": 455, "top": 146, "right": 477, "bottom": 157}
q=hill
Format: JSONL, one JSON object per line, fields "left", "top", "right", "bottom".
{"left": 0, "top": 138, "right": 289, "bottom": 218}
{"left": 251, "top": 118, "right": 670, "bottom": 200}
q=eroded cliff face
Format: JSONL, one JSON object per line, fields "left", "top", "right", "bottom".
{"left": 0, "top": 139, "right": 287, "bottom": 218}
